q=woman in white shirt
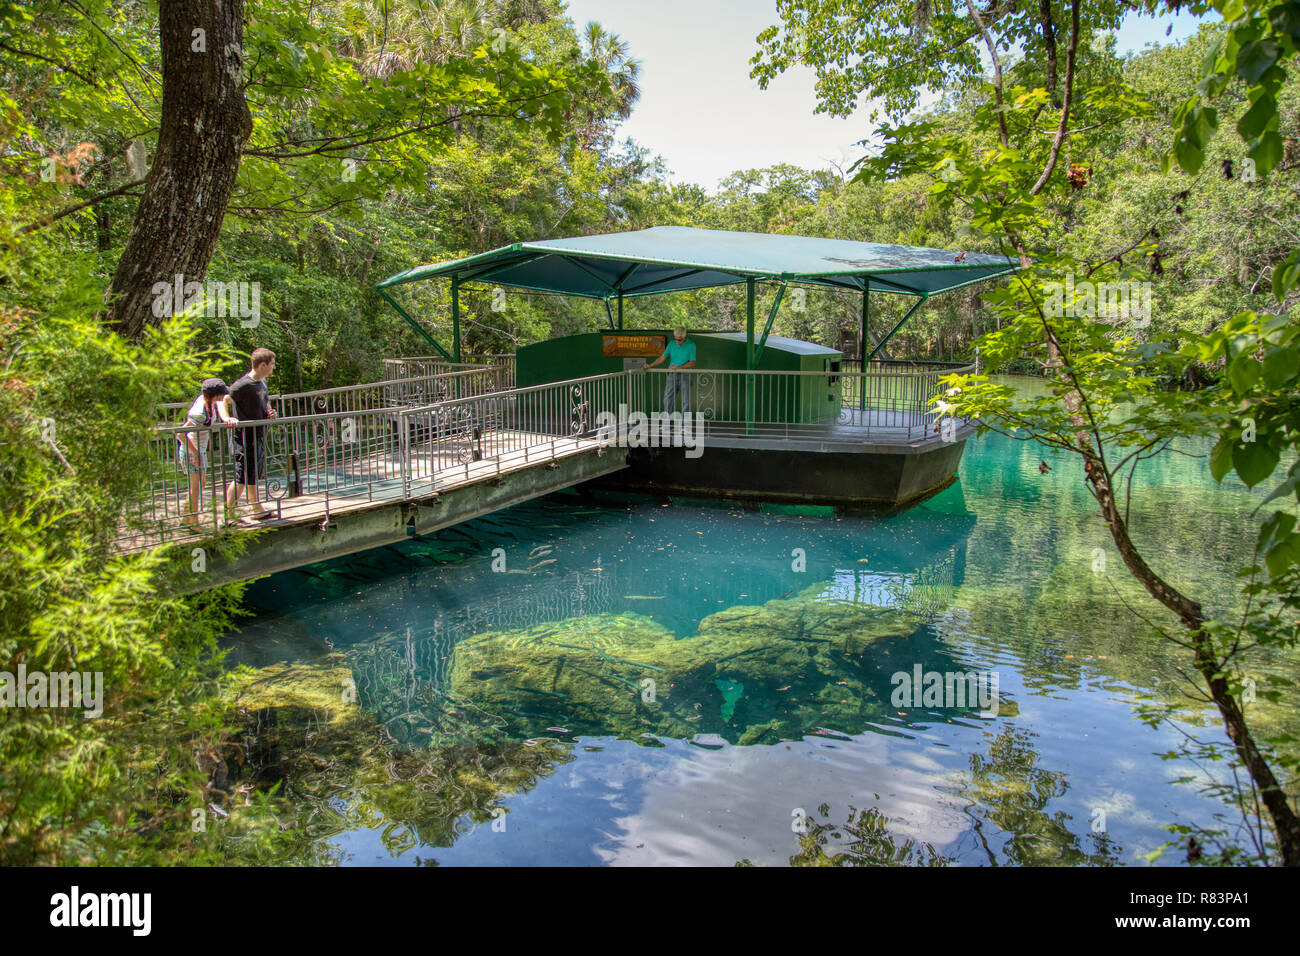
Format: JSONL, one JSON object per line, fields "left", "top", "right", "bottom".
{"left": 179, "top": 378, "right": 238, "bottom": 526}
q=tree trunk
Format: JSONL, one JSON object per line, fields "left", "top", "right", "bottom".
{"left": 1083, "top": 452, "right": 1300, "bottom": 865}
{"left": 1038, "top": 289, "right": 1300, "bottom": 863}
{"left": 95, "top": 199, "right": 111, "bottom": 252}
{"left": 319, "top": 326, "right": 346, "bottom": 389}
{"left": 1038, "top": 0, "right": 1059, "bottom": 107}
{"left": 104, "top": 0, "right": 253, "bottom": 340}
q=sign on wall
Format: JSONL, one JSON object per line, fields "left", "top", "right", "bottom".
{"left": 602, "top": 334, "right": 666, "bottom": 358}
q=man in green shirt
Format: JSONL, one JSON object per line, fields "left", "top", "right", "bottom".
{"left": 647, "top": 326, "right": 697, "bottom": 413}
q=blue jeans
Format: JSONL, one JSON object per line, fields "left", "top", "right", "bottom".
{"left": 663, "top": 371, "right": 691, "bottom": 414}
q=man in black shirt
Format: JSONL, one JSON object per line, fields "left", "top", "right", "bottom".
{"left": 225, "top": 348, "right": 278, "bottom": 520}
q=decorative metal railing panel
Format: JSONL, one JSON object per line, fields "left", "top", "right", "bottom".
{"left": 398, "top": 372, "right": 628, "bottom": 497}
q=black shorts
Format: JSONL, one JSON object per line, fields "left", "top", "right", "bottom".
{"left": 233, "top": 434, "right": 266, "bottom": 485}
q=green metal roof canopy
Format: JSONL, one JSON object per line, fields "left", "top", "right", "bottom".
{"left": 373, "top": 225, "right": 1021, "bottom": 365}
{"left": 375, "top": 225, "right": 1019, "bottom": 299}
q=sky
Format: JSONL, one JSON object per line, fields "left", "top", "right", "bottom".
{"left": 560, "top": 1, "right": 1209, "bottom": 191}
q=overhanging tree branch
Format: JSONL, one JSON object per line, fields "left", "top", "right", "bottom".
{"left": 967, "top": 0, "right": 1009, "bottom": 148}
{"left": 15, "top": 177, "right": 146, "bottom": 236}
{"left": 64, "top": 0, "right": 160, "bottom": 93}
{"left": 1029, "top": 0, "right": 1079, "bottom": 196}
{"left": 0, "top": 39, "right": 99, "bottom": 87}
{"left": 242, "top": 91, "right": 558, "bottom": 160}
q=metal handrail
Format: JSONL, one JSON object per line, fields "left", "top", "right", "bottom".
{"left": 637, "top": 364, "right": 975, "bottom": 377}
{"left": 401, "top": 370, "right": 628, "bottom": 414}
{"left": 153, "top": 364, "right": 966, "bottom": 437}
{"left": 641, "top": 365, "right": 972, "bottom": 442}
{"left": 158, "top": 365, "right": 510, "bottom": 422}
{"left": 127, "top": 363, "right": 969, "bottom": 548}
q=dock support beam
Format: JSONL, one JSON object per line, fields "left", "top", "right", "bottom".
{"left": 754, "top": 281, "right": 785, "bottom": 367}
{"left": 860, "top": 286, "right": 869, "bottom": 411}
{"left": 377, "top": 287, "right": 453, "bottom": 362}
{"left": 451, "top": 277, "right": 462, "bottom": 363}
{"left": 867, "top": 295, "right": 928, "bottom": 364}
{"left": 745, "top": 277, "right": 756, "bottom": 434}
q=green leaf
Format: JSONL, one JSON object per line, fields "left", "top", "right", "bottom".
{"left": 1262, "top": 346, "right": 1300, "bottom": 389}
{"left": 1228, "top": 355, "right": 1262, "bottom": 393}
{"left": 1259, "top": 511, "right": 1300, "bottom": 577}
{"left": 1236, "top": 93, "right": 1275, "bottom": 140}
{"left": 1261, "top": 510, "right": 1297, "bottom": 545}
{"left": 1270, "top": 2, "right": 1300, "bottom": 37}
{"left": 1202, "top": 31, "right": 1229, "bottom": 75}
{"left": 1273, "top": 249, "right": 1300, "bottom": 301}
{"left": 1249, "top": 130, "right": 1284, "bottom": 175}
{"left": 1237, "top": 38, "right": 1281, "bottom": 85}
{"left": 1174, "top": 134, "right": 1203, "bottom": 175}
{"left": 1233, "top": 440, "right": 1280, "bottom": 488}
{"left": 1259, "top": 474, "right": 1300, "bottom": 511}
{"left": 1209, "top": 435, "right": 1235, "bottom": 482}
{"left": 1192, "top": 105, "right": 1219, "bottom": 145}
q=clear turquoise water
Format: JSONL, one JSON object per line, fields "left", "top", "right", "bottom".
{"left": 227, "top": 377, "right": 1296, "bottom": 865}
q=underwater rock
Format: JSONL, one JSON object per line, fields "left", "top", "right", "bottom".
{"left": 446, "top": 584, "right": 959, "bottom": 744}
{"left": 229, "top": 656, "right": 363, "bottom": 723}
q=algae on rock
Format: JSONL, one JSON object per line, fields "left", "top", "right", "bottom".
{"left": 446, "top": 584, "right": 995, "bottom": 744}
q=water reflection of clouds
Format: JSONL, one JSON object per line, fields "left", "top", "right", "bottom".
{"left": 594, "top": 732, "right": 971, "bottom": 866}
{"left": 1082, "top": 788, "right": 1160, "bottom": 831}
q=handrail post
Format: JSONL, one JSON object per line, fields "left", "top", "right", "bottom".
{"left": 745, "top": 278, "right": 756, "bottom": 435}
{"left": 860, "top": 286, "right": 869, "bottom": 412}
{"left": 399, "top": 408, "right": 410, "bottom": 498}
{"left": 450, "top": 277, "right": 462, "bottom": 364}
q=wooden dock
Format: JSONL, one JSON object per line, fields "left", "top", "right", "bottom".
{"left": 123, "top": 428, "right": 624, "bottom": 587}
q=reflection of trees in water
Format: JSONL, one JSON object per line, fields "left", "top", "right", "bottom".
{"left": 230, "top": 496, "right": 993, "bottom": 860}
{"left": 249, "top": 492, "right": 976, "bottom": 748}
{"left": 820, "top": 549, "right": 961, "bottom": 624}
{"left": 788, "top": 806, "right": 949, "bottom": 867}
{"left": 784, "top": 727, "right": 1121, "bottom": 866}
{"left": 346, "top": 570, "right": 616, "bottom": 745}
{"left": 222, "top": 665, "right": 575, "bottom": 863}
{"left": 950, "top": 726, "right": 1121, "bottom": 866}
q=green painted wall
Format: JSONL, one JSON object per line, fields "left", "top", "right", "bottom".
{"left": 517, "top": 331, "right": 842, "bottom": 385}
{"left": 516, "top": 331, "right": 843, "bottom": 425}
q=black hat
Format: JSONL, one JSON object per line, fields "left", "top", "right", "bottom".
{"left": 201, "top": 378, "right": 230, "bottom": 397}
